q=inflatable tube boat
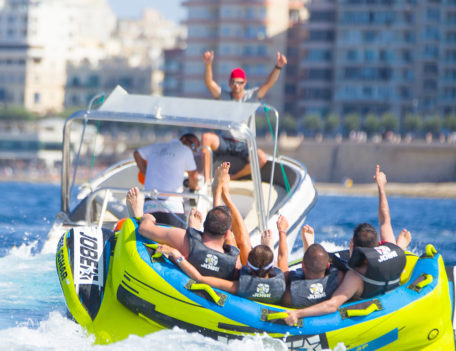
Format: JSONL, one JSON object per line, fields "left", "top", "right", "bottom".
{"left": 56, "top": 218, "right": 456, "bottom": 349}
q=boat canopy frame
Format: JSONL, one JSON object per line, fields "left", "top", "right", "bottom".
{"left": 61, "top": 86, "right": 280, "bottom": 233}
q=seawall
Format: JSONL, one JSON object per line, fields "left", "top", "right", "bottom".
{"left": 259, "top": 139, "right": 456, "bottom": 184}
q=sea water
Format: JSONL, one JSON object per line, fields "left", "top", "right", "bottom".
{"left": 0, "top": 181, "right": 455, "bottom": 350}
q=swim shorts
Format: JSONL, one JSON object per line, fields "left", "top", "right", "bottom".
{"left": 215, "top": 133, "right": 249, "bottom": 160}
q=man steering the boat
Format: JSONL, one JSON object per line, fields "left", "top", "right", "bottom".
{"left": 284, "top": 165, "right": 410, "bottom": 325}
{"left": 133, "top": 133, "right": 200, "bottom": 229}
{"left": 199, "top": 50, "right": 287, "bottom": 182}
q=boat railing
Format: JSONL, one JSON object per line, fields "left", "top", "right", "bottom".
{"left": 85, "top": 186, "right": 212, "bottom": 228}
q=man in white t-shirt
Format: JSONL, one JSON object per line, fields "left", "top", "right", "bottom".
{"left": 133, "top": 133, "right": 200, "bottom": 228}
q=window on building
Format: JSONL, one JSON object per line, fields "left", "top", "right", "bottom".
{"left": 87, "top": 75, "right": 99, "bottom": 88}
{"left": 34, "top": 92, "right": 40, "bottom": 104}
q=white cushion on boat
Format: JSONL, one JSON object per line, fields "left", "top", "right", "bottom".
{"left": 229, "top": 180, "right": 286, "bottom": 233}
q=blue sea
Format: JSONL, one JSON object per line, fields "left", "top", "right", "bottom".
{"left": 0, "top": 181, "right": 455, "bottom": 350}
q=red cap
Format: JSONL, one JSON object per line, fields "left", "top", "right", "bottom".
{"left": 230, "top": 68, "right": 246, "bottom": 81}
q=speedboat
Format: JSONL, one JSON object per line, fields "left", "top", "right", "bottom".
{"left": 56, "top": 217, "right": 456, "bottom": 349}
{"left": 45, "top": 85, "right": 317, "bottom": 256}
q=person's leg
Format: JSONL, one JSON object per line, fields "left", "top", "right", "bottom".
{"left": 188, "top": 208, "right": 203, "bottom": 230}
{"left": 230, "top": 148, "right": 268, "bottom": 180}
{"left": 261, "top": 229, "right": 274, "bottom": 252}
{"left": 211, "top": 161, "right": 230, "bottom": 207}
{"left": 396, "top": 229, "right": 412, "bottom": 250}
{"left": 201, "top": 132, "right": 221, "bottom": 183}
{"left": 126, "top": 187, "right": 144, "bottom": 217}
{"left": 152, "top": 212, "right": 186, "bottom": 229}
{"left": 301, "top": 225, "right": 315, "bottom": 252}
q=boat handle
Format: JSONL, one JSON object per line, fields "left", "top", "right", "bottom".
{"left": 416, "top": 274, "right": 433, "bottom": 289}
{"left": 261, "top": 309, "right": 303, "bottom": 327}
{"left": 424, "top": 244, "right": 437, "bottom": 258}
{"left": 345, "top": 303, "right": 379, "bottom": 317}
{"left": 266, "top": 312, "right": 289, "bottom": 321}
{"left": 185, "top": 281, "right": 226, "bottom": 306}
{"left": 408, "top": 273, "right": 434, "bottom": 292}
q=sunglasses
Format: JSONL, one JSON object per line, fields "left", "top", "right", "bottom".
{"left": 231, "top": 80, "right": 245, "bottom": 86}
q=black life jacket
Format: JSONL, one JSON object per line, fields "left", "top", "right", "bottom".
{"left": 237, "top": 266, "right": 286, "bottom": 304}
{"left": 349, "top": 242, "right": 406, "bottom": 299}
{"left": 186, "top": 227, "right": 239, "bottom": 281}
{"left": 289, "top": 267, "right": 339, "bottom": 308}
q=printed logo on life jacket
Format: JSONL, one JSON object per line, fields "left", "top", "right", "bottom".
{"left": 252, "top": 283, "right": 271, "bottom": 298}
{"left": 79, "top": 232, "right": 101, "bottom": 282}
{"left": 308, "top": 283, "right": 326, "bottom": 300}
{"left": 201, "top": 253, "right": 220, "bottom": 272}
{"left": 375, "top": 245, "right": 398, "bottom": 263}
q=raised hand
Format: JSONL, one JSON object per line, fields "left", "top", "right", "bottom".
{"left": 373, "top": 164, "right": 387, "bottom": 189}
{"left": 202, "top": 50, "right": 215, "bottom": 64}
{"left": 275, "top": 52, "right": 287, "bottom": 68}
{"left": 276, "top": 214, "right": 289, "bottom": 233}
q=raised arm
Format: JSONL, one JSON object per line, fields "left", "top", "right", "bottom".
{"left": 257, "top": 52, "right": 287, "bottom": 99}
{"left": 374, "top": 165, "right": 395, "bottom": 244}
{"left": 214, "top": 162, "right": 252, "bottom": 265}
{"left": 157, "top": 244, "right": 238, "bottom": 294}
{"left": 202, "top": 50, "right": 221, "bottom": 99}
{"left": 276, "top": 215, "right": 289, "bottom": 273}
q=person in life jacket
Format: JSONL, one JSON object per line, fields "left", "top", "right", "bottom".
{"left": 157, "top": 163, "right": 288, "bottom": 303}
{"left": 285, "top": 243, "right": 340, "bottom": 308}
{"left": 158, "top": 241, "right": 286, "bottom": 304}
{"left": 275, "top": 219, "right": 344, "bottom": 308}
{"left": 139, "top": 205, "right": 242, "bottom": 280}
{"left": 157, "top": 223, "right": 287, "bottom": 304}
{"left": 284, "top": 165, "right": 411, "bottom": 326}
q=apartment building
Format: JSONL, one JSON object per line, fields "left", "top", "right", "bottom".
{"left": 65, "top": 9, "right": 186, "bottom": 107}
{"left": 181, "top": 0, "right": 299, "bottom": 112}
{"left": 287, "top": 0, "right": 456, "bottom": 119}
{"left": 0, "top": 1, "right": 185, "bottom": 114}
{"left": 0, "top": 0, "right": 116, "bottom": 114}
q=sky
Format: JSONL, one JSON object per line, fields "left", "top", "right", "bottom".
{"left": 108, "top": 0, "right": 185, "bottom": 23}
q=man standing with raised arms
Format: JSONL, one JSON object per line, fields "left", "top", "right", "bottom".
{"left": 199, "top": 50, "right": 287, "bottom": 182}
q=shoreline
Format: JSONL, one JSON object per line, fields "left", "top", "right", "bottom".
{"left": 315, "top": 182, "right": 456, "bottom": 199}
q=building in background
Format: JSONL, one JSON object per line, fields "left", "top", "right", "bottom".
{"left": 0, "top": 0, "right": 454, "bottom": 119}
{"left": 162, "top": 48, "right": 185, "bottom": 97}
{"left": 0, "top": 1, "right": 185, "bottom": 114}
{"left": 0, "top": 0, "right": 116, "bottom": 114}
{"left": 65, "top": 9, "right": 186, "bottom": 107}
{"left": 65, "top": 57, "right": 153, "bottom": 108}
{"left": 285, "top": 0, "right": 456, "bottom": 119}
{"left": 180, "top": 0, "right": 301, "bottom": 112}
